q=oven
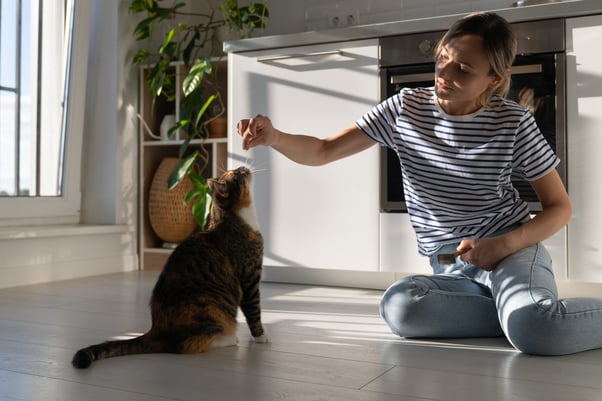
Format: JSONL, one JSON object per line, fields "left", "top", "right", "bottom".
{"left": 378, "top": 19, "right": 566, "bottom": 212}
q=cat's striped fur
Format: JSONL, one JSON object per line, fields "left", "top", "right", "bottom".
{"left": 72, "top": 167, "right": 267, "bottom": 369}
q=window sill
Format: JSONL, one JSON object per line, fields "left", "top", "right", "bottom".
{"left": 0, "top": 224, "right": 131, "bottom": 240}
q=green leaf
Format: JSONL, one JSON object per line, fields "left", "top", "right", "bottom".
{"left": 188, "top": 172, "right": 206, "bottom": 187}
{"left": 194, "top": 95, "right": 216, "bottom": 127}
{"left": 159, "top": 28, "right": 177, "bottom": 54}
{"left": 166, "top": 119, "right": 186, "bottom": 139}
{"left": 191, "top": 192, "right": 212, "bottom": 229}
{"left": 155, "top": 6, "right": 177, "bottom": 20}
{"left": 159, "top": 41, "right": 177, "bottom": 59}
{"left": 183, "top": 187, "right": 201, "bottom": 204}
{"left": 179, "top": 85, "right": 204, "bottom": 126}
{"left": 183, "top": 171, "right": 212, "bottom": 229}
{"left": 178, "top": 135, "right": 192, "bottom": 158}
{"left": 132, "top": 49, "right": 150, "bottom": 65}
{"left": 182, "top": 31, "right": 200, "bottom": 67}
{"left": 182, "top": 59, "right": 212, "bottom": 96}
{"left": 166, "top": 126, "right": 178, "bottom": 138}
{"left": 182, "top": 71, "right": 203, "bottom": 97}
{"left": 148, "top": 69, "right": 165, "bottom": 97}
{"left": 133, "top": 17, "right": 155, "bottom": 40}
{"left": 129, "top": 0, "right": 153, "bottom": 13}
{"left": 167, "top": 151, "right": 198, "bottom": 190}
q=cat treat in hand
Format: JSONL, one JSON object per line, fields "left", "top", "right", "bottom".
{"left": 72, "top": 167, "right": 267, "bottom": 369}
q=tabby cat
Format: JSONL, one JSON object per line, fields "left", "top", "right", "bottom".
{"left": 72, "top": 166, "right": 267, "bottom": 369}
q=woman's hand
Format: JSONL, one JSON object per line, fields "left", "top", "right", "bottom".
{"left": 456, "top": 236, "right": 512, "bottom": 271}
{"left": 236, "top": 117, "right": 375, "bottom": 166}
{"left": 237, "top": 114, "right": 278, "bottom": 150}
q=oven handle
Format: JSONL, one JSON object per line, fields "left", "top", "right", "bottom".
{"left": 257, "top": 50, "right": 343, "bottom": 63}
{"left": 389, "top": 64, "right": 542, "bottom": 85}
{"left": 390, "top": 72, "right": 434, "bottom": 85}
{"left": 510, "top": 64, "right": 543, "bottom": 75}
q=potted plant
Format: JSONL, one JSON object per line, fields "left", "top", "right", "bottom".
{"left": 129, "top": 0, "right": 268, "bottom": 228}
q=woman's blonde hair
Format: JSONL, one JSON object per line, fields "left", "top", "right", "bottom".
{"left": 435, "top": 12, "right": 517, "bottom": 107}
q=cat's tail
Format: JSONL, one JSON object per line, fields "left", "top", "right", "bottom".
{"left": 72, "top": 333, "right": 161, "bottom": 369}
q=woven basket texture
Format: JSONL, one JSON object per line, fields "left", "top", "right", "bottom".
{"left": 148, "top": 157, "right": 197, "bottom": 244}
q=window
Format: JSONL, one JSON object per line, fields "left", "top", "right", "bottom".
{"left": 0, "top": 0, "right": 89, "bottom": 225}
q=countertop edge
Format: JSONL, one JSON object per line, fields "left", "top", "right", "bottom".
{"left": 224, "top": 0, "right": 602, "bottom": 53}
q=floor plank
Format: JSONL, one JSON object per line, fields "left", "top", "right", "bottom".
{"left": 0, "top": 271, "right": 600, "bottom": 401}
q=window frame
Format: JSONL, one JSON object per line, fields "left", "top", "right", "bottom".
{"left": 0, "top": 0, "right": 91, "bottom": 225}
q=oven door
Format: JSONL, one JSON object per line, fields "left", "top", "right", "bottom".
{"left": 379, "top": 53, "right": 565, "bottom": 213}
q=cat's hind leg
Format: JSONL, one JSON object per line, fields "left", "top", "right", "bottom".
{"left": 180, "top": 332, "right": 238, "bottom": 352}
{"left": 181, "top": 310, "right": 238, "bottom": 353}
{"left": 209, "top": 317, "right": 238, "bottom": 349}
{"left": 211, "top": 334, "right": 239, "bottom": 349}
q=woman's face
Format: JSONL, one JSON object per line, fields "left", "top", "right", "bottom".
{"left": 435, "top": 34, "right": 501, "bottom": 115}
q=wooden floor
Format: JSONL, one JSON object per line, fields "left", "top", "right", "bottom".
{"left": 1, "top": 271, "right": 601, "bottom": 401}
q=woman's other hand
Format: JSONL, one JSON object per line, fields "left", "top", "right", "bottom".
{"left": 456, "top": 237, "right": 511, "bottom": 271}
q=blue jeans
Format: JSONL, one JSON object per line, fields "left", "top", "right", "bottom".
{"left": 380, "top": 241, "right": 602, "bottom": 355}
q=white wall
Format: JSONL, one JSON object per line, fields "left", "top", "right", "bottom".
{"left": 0, "top": 0, "right": 553, "bottom": 289}
{"left": 0, "top": 0, "right": 139, "bottom": 289}
{"left": 254, "top": 0, "right": 516, "bottom": 35}
{"left": 80, "top": 0, "right": 138, "bottom": 227}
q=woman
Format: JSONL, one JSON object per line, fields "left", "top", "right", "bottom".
{"left": 237, "top": 12, "right": 602, "bottom": 355}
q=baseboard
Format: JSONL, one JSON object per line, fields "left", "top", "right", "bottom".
{"left": 262, "top": 266, "right": 400, "bottom": 290}
{"left": 0, "top": 255, "right": 138, "bottom": 289}
{"left": 556, "top": 281, "right": 602, "bottom": 298}
{"left": 263, "top": 265, "right": 602, "bottom": 296}
{"left": 0, "top": 224, "right": 137, "bottom": 289}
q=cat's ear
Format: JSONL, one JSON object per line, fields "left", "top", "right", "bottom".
{"left": 208, "top": 179, "right": 229, "bottom": 199}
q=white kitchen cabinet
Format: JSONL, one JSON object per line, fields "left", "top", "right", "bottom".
{"left": 379, "top": 213, "right": 567, "bottom": 279}
{"left": 565, "top": 15, "right": 602, "bottom": 283}
{"left": 379, "top": 213, "right": 427, "bottom": 273}
{"left": 228, "top": 40, "right": 380, "bottom": 271}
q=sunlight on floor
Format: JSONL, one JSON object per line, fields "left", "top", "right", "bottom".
{"left": 259, "top": 283, "right": 517, "bottom": 353}
{"left": 103, "top": 279, "right": 516, "bottom": 355}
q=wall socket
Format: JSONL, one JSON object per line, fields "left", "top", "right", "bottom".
{"left": 328, "top": 1, "right": 361, "bottom": 28}
{"left": 305, "top": 0, "right": 364, "bottom": 30}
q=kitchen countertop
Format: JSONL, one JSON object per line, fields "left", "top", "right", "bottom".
{"left": 224, "top": 0, "right": 602, "bottom": 53}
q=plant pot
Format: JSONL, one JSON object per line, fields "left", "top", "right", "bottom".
{"left": 208, "top": 116, "right": 227, "bottom": 138}
{"left": 148, "top": 157, "right": 197, "bottom": 246}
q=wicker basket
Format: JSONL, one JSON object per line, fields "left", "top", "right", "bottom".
{"left": 148, "top": 157, "right": 197, "bottom": 245}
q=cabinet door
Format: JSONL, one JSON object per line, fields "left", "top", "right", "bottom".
{"left": 228, "top": 40, "right": 380, "bottom": 271}
{"left": 566, "top": 16, "right": 602, "bottom": 283}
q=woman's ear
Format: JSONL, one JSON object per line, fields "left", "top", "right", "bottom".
{"left": 489, "top": 74, "right": 503, "bottom": 89}
{"left": 489, "top": 68, "right": 510, "bottom": 89}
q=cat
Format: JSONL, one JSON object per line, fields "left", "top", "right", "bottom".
{"left": 72, "top": 166, "right": 268, "bottom": 369}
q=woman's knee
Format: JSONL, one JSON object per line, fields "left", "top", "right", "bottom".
{"left": 503, "top": 304, "right": 572, "bottom": 355}
{"left": 380, "top": 276, "right": 429, "bottom": 337}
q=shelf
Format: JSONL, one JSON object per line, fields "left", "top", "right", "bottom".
{"left": 138, "top": 58, "right": 229, "bottom": 270}
{"left": 142, "top": 137, "right": 227, "bottom": 146}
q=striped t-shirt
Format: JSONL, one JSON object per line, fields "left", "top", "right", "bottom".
{"left": 356, "top": 87, "right": 559, "bottom": 256}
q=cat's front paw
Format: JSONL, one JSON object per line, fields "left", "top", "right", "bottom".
{"left": 252, "top": 333, "right": 270, "bottom": 343}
